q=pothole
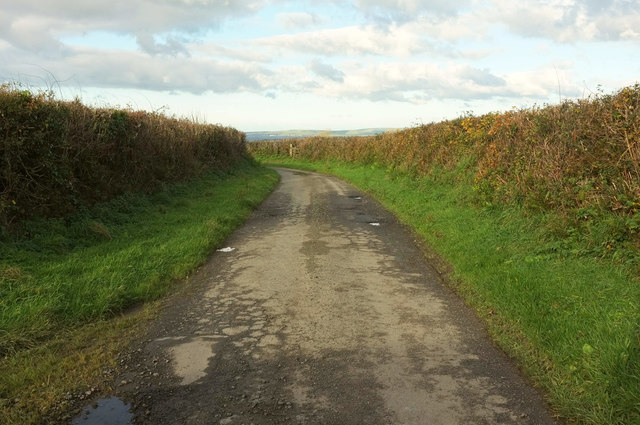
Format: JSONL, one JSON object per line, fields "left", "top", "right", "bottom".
{"left": 72, "top": 397, "right": 132, "bottom": 425}
{"left": 168, "top": 337, "right": 218, "bottom": 385}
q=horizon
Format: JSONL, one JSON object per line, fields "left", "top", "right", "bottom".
{"left": 2, "top": 1, "right": 639, "bottom": 132}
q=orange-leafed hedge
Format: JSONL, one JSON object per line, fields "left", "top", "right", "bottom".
{"left": 250, "top": 84, "right": 640, "bottom": 254}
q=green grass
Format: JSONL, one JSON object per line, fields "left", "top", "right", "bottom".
{"left": 258, "top": 155, "right": 640, "bottom": 425}
{"left": 1, "top": 160, "right": 278, "bottom": 423}
{"left": 0, "top": 304, "right": 157, "bottom": 425}
{"left": 0, "top": 160, "right": 279, "bottom": 355}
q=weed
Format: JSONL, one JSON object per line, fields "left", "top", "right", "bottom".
{"left": 85, "top": 220, "right": 112, "bottom": 240}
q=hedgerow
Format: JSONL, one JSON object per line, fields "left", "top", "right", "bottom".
{"left": 1, "top": 85, "right": 247, "bottom": 227}
{"left": 250, "top": 84, "right": 640, "bottom": 267}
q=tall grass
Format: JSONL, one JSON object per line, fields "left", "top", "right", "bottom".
{"left": 1, "top": 84, "right": 247, "bottom": 227}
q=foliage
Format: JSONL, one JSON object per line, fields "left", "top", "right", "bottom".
{"left": 250, "top": 84, "right": 640, "bottom": 268}
{"left": 0, "top": 84, "right": 248, "bottom": 227}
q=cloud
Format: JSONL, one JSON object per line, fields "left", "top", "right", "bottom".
{"left": 334, "top": 0, "right": 640, "bottom": 43}
{"left": 490, "top": 0, "right": 640, "bottom": 42}
{"left": 1, "top": 46, "right": 271, "bottom": 95}
{"left": 309, "top": 60, "right": 344, "bottom": 82}
{"left": 270, "top": 61, "right": 579, "bottom": 104}
{"left": 459, "top": 67, "right": 506, "bottom": 87}
{"left": 256, "top": 24, "right": 427, "bottom": 57}
{"left": 277, "top": 12, "right": 324, "bottom": 29}
{"left": 136, "top": 33, "right": 190, "bottom": 57}
{"left": 0, "top": 0, "right": 266, "bottom": 52}
{"left": 2, "top": 0, "right": 265, "bottom": 32}
{"left": 192, "top": 42, "right": 272, "bottom": 63}
{"left": 343, "top": 0, "right": 472, "bottom": 24}
{"left": 0, "top": 15, "right": 66, "bottom": 53}
{"left": 407, "top": 12, "right": 489, "bottom": 42}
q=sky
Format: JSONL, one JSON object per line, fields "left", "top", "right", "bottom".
{"left": 1, "top": 0, "right": 639, "bottom": 132}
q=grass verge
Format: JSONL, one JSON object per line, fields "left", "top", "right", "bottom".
{"left": 258, "top": 155, "right": 640, "bottom": 425}
{"left": 1, "top": 303, "right": 157, "bottom": 424}
{"left": 0, "top": 160, "right": 279, "bottom": 423}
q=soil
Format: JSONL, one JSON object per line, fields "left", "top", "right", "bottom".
{"left": 76, "top": 168, "right": 558, "bottom": 425}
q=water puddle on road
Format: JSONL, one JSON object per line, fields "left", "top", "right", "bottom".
{"left": 72, "top": 397, "right": 133, "bottom": 425}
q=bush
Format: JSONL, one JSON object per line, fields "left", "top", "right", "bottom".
{"left": 250, "top": 84, "right": 640, "bottom": 265}
{"left": 0, "top": 85, "right": 248, "bottom": 227}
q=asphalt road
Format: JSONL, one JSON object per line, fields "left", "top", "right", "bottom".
{"left": 99, "top": 168, "right": 558, "bottom": 425}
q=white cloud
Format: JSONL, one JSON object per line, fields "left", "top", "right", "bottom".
{"left": 277, "top": 12, "right": 324, "bottom": 29}
{"left": 2, "top": 46, "right": 271, "bottom": 95}
{"left": 0, "top": 0, "right": 266, "bottom": 52}
{"left": 256, "top": 24, "right": 427, "bottom": 57}
{"left": 136, "top": 33, "right": 190, "bottom": 56}
{"left": 490, "top": 0, "right": 640, "bottom": 42}
{"left": 266, "top": 60, "right": 581, "bottom": 104}
{"left": 459, "top": 66, "right": 506, "bottom": 87}
{"left": 406, "top": 12, "right": 489, "bottom": 42}
{"left": 309, "top": 60, "right": 345, "bottom": 82}
{"left": 352, "top": 0, "right": 472, "bottom": 23}
{"left": 2, "top": 0, "right": 265, "bottom": 32}
{"left": 191, "top": 42, "right": 272, "bottom": 62}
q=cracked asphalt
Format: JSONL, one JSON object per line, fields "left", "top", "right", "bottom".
{"left": 97, "top": 167, "right": 558, "bottom": 425}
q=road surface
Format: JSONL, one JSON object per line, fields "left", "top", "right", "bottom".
{"left": 92, "top": 168, "right": 557, "bottom": 425}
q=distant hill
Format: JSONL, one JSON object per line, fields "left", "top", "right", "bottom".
{"left": 245, "top": 128, "right": 398, "bottom": 142}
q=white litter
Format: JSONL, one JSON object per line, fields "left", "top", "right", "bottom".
{"left": 369, "top": 222, "right": 381, "bottom": 226}
{"left": 217, "top": 247, "right": 236, "bottom": 252}
{"left": 354, "top": 196, "right": 362, "bottom": 200}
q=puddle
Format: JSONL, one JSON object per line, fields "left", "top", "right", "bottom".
{"left": 72, "top": 397, "right": 133, "bottom": 425}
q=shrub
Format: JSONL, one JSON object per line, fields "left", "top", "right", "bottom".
{"left": 0, "top": 85, "right": 248, "bottom": 227}
{"left": 250, "top": 84, "right": 640, "bottom": 264}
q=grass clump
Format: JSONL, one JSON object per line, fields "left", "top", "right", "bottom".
{"left": 253, "top": 156, "right": 639, "bottom": 425}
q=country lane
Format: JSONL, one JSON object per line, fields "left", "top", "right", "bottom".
{"left": 78, "top": 168, "right": 558, "bottom": 425}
